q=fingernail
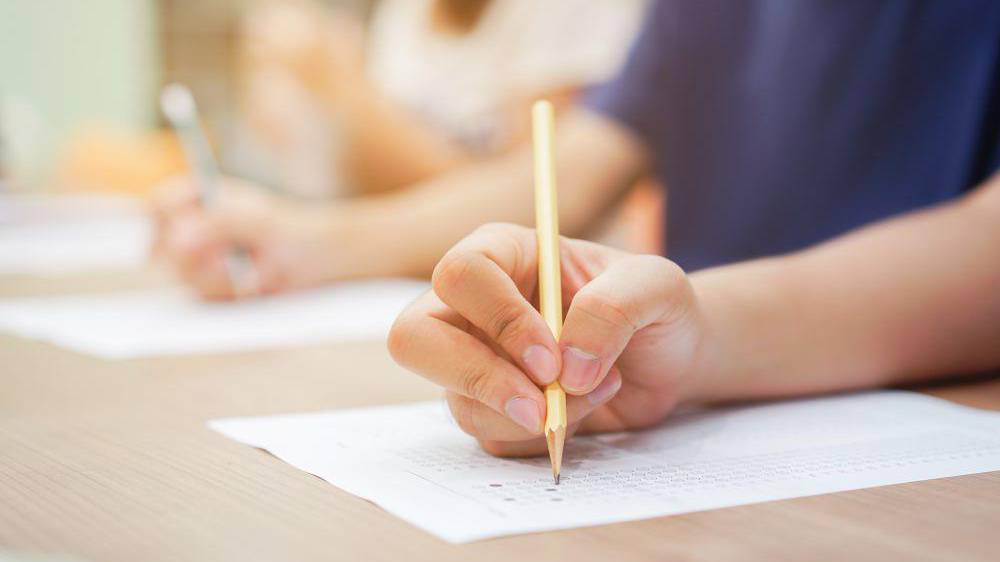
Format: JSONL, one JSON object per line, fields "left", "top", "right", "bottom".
{"left": 505, "top": 397, "right": 542, "bottom": 433}
{"left": 587, "top": 373, "right": 622, "bottom": 405}
{"left": 560, "top": 347, "right": 601, "bottom": 392}
{"left": 522, "top": 345, "right": 558, "bottom": 384}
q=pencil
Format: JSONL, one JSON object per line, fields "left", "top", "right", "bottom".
{"left": 531, "top": 100, "right": 567, "bottom": 485}
{"left": 160, "top": 83, "right": 258, "bottom": 296}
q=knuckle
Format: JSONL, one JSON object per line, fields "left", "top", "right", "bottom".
{"left": 485, "top": 301, "right": 529, "bottom": 346}
{"left": 633, "top": 254, "right": 687, "bottom": 293}
{"left": 645, "top": 256, "right": 693, "bottom": 316}
{"left": 616, "top": 255, "right": 692, "bottom": 322}
{"left": 472, "top": 223, "right": 532, "bottom": 257}
{"left": 458, "top": 360, "right": 497, "bottom": 405}
{"left": 431, "top": 250, "right": 474, "bottom": 298}
{"left": 573, "top": 290, "right": 637, "bottom": 332}
{"left": 472, "top": 223, "right": 533, "bottom": 285}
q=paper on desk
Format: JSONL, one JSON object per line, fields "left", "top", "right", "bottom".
{"left": 0, "top": 193, "right": 144, "bottom": 226}
{"left": 0, "top": 217, "right": 151, "bottom": 275}
{"left": 210, "top": 391, "right": 1000, "bottom": 543}
{"left": 0, "top": 194, "right": 151, "bottom": 275}
{"left": 0, "top": 280, "right": 428, "bottom": 358}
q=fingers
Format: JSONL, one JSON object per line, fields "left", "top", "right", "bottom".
{"left": 162, "top": 213, "right": 238, "bottom": 300}
{"left": 431, "top": 224, "right": 561, "bottom": 386}
{"left": 470, "top": 368, "right": 643, "bottom": 459}
{"left": 389, "top": 291, "right": 547, "bottom": 434}
{"left": 161, "top": 212, "right": 213, "bottom": 265}
{"left": 152, "top": 177, "right": 273, "bottom": 300}
{"left": 179, "top": 252, "right": 238, "bottom": 301}
{"left": 446, "top": 367, "right": 624, "bottom": 443}
{"left": 150, "top": 176, "right": 200, "bottom": 257}
{"left": 559, "top": 255, "right": 690, "bottom": 395}
{"left": 476, "top": 367, "right": 630, "bottom": 457}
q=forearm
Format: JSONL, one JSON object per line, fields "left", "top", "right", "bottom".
{"left": 329, "top": 81, "right": 473, "bottom": 194}
{"left": 329, "top": 82, "right": 584, "bottom": 195}
{"left": 689, "top": 175, "right": 1000, "bottom": 403}
{"left": 325, "top": 109, "right": 648, "bottom": 278}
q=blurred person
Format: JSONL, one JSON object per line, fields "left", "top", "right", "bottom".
{"left": 156, "top": 0, "right": 998, "bottom": 304}
{"left": 231, "top": 0, "right": 649, "bottom": 197}
{"left": 155, "top": 0, "right": 650, "bottom": 297}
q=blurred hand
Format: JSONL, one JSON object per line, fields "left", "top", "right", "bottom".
{"left": 151, "top": 176, "right": 339, "bottom": 300}
{"left": 241, "top": 0, "right": 365, "bottom": 98}
{"left": 389, "top": 224, "right": 710, "bottom": 456}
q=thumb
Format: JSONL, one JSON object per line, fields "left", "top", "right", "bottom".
{"left": 558, "top": 255, "right": 692, "bottom": 394}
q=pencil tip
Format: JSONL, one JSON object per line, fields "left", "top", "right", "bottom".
{"left": 546, "top": 425, "right": 566, "bottom": 486}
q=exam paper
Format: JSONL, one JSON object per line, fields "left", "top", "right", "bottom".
{"left": 0, "top": 193, "right": 144, "bottom": 226}
{"left": 0, "top": 280, "right": 428, "bottom": 358}
{"left": 0, "top": 217, "right": 151, "bottom": 275}
{"left": 210, "top": 391, "right": 1000, "bottom": 543}
{"left": 0, "top": 194, "right": 151, "bottom": 275}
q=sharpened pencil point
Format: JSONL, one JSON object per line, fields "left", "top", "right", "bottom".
{"left": 546, "top": 424, "right": 566, "bottom": 484}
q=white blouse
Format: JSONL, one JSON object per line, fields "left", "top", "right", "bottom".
{"left": 366, "top": 0, "right": 648, "bottom": 153}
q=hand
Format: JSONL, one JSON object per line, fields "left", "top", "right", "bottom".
{"left": 388, "top": 223, "right": 711, "bottom": 456}
{"left": 151, "top": 176, "right": 339, "bottom": 300}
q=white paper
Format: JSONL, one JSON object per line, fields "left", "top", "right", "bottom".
{"left": 0, "top": 193, "right": 144, "bottom": 226}
{"left": 0, "top": 194, "right": 151, "bottom": 275}
{"left": 0, "top": 280, "right": 428, "bottom": 358}
{"left": 210, "top": 391, "right": 1000, "bottom": 543}
{"left": 0, "top": 217, "right": 151, "bottom": 275}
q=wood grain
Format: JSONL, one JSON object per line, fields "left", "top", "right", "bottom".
{"left": 1, "top": 268, "right": 998, "bottom": 561}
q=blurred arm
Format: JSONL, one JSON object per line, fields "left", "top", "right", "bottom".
{"left": 323, "top": 77, "right": 470, "bottom": 194}
{"left": 325, "top": 81, "right": 580, "bottom": 195}
{"left": 245, "top": 1, "right": 587, "bottom": 195}
{"left": 240, "top": 1, "right": 469, "bottom": 194}
{"left": 688, "top": 173, "right": 1000, "bottom": 403}
{"left": 322, "top": 108, "right": 648, "bottom": 278}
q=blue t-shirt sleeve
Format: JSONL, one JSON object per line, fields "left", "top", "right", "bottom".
{"left": 584, "top": 0, "right": 671, "bottom": 151}
{"left": 992, "top": 134, "right": 1000, "bottom": 177}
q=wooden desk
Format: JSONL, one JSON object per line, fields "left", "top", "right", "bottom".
{"left": 1, "top": 270, "right": 998, "bottom": 562}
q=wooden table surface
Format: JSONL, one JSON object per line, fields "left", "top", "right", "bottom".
{"left": 1, "top": 267, "right": 998, "bottom": 562}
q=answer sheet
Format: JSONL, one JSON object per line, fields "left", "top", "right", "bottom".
{"left": 0, "top": 194, "right": 151, "bottom": 275}
{"left": 0, "top": 280, "right": 428, "bottom": 358}
{"left": 211, "top": 391, "right": 1000, "bottom": 543}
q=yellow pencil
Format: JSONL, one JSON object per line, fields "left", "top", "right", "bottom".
{"left": 531, "top": 100, "right": 567, "bottom": 484}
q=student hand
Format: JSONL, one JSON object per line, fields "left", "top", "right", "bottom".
{"left": 389, "top": 224, "right": 711, "bottom": 457}
{"left": 151, "top": 176, "right": 341, "bottom": 300}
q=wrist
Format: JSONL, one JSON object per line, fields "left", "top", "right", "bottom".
{"left": 674, "top": 270, "right": 741, "bottom": 406}
{"left": 307, "top": 203, "right": 369, "bottom": 281}
{"left": 679, "top": 257, "right": 809, "bottom": 406}
{"left": 308, "top": 198, "right": 422, "bottom": 281}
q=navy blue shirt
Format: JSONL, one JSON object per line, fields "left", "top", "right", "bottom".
{"left": 587, "top": 0, "right": 1000, "bottom": 271}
